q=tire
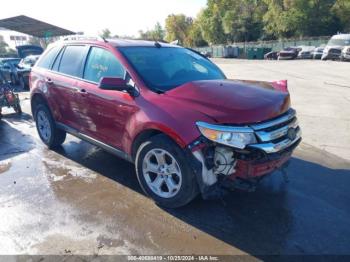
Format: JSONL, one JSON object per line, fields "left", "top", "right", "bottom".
{"left": 34, "top": 103, "right": 66, "bottom": 148}
{"left": 135, "top": 134, "right": 199, "bottom": 208}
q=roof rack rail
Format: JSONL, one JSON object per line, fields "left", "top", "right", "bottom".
{"left": 62, "top": 35, "right": 108, "bottom": 43}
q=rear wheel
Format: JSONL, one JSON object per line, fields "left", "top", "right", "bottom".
{"left": 135, "top": 134, "right": 198, "bottom": 208}
{"left": 34, "top": 104, "right": 66, "bottom": 148}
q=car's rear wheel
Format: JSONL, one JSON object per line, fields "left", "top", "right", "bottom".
{"left": 34, "top": 104, "right": 66, "bottom": 148}
{"left": 135, "top": 134, "right": 198, "bottom": 208}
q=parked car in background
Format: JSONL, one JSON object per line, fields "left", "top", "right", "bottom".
{"left": 0, "top": 58, "right": 21, "bottom": 84}
{"left": 30, "top": 38, "right": 301, "bottom": 208}
{"left": 312, "top": 47, "right": 324, "bottom": 59}
{"left": 200, "top": 51, "right": 212, "bottom": 58}
{"left": 16, "top": 45, "right": 44, "bottom": 58}
{"left": 264, "top": 51, "right": 279, "bottom": 60}
{"left": 297, "top": 46, "right": 315, "bottom": 59}
{"left": 17, "top": 55, "right": 40, "bottom": 89}
{"left": 322, "top": 34, "right": 350, "bottom": 60}
{"left": 341, "top": 46, "right": 350, "bottom": 61}
{"left": 278, "top": 47, "right": 300, "bottom": 60}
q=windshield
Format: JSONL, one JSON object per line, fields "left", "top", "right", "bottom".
{"left": 328, "top": 38, "right": 350, "bottom": 46}
{"left": 119, "top": 47, "right": 226, "bottom": 92}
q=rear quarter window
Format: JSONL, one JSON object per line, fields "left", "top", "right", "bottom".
{"left": 36, "top": 45, "right": 61, "bottom": 69}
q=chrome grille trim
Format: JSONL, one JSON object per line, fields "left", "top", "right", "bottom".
{"left": 250, "top": 109, "right": 296, "bottom": 131}
{"left": 249, "top": 128, "right": 301, "bottom": 153}
{"left": 248, "top": 108, "right": 301, "bottom": 153}
{"left": 255, "top": 118, "right": 299, "bottom": 142}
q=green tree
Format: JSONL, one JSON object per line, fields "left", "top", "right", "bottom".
{"left": 165, "top": 14, "right": 193, "bottom": 45}
{"left": 99, "top": 28, "right": 112, "bottom": 39}
{"left": 263, "top": 0, "right": 341, "bottom": 39}
{"left": 139, "top": 22, "right": 165, "bottom": 41}
{"left": 187, "top": 19, "right": 208, "bottom": 47}
{"left": 222, "top": 0, "right": 267, "bottom": 42}
{"left": 197, "top": 6, "right": 227, "bottom": 44}
{"left": 332, "top": 0, "right": 350, "bottom": 32}
{"left": 153, "top": 22, "right": 165, "bottom": 41}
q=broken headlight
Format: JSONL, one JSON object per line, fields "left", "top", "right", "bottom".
{"left": 196, "top": 122, "right": 257, "bottom": 149}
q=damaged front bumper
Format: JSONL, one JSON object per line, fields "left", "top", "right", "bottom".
{"left": 187, "top": 109, "right": 301, "bottom": 196}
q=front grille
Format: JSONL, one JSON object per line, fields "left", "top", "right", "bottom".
{"left": 248, "top": 109, "right": 301, "bottom": 154}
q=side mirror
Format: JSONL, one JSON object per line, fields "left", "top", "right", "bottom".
{"left": 98, "top": 77, "right": 129, "bottom": 91}
{"left": 98, "top": 77, "right": 139, "bottom": 97}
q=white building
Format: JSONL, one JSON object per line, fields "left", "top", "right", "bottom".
{"left": 0, "top": 28, "right": 30, "bottom": 49}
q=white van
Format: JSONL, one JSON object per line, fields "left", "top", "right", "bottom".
{"left": 322, "top": 34, "right": 350, "bottom": 60}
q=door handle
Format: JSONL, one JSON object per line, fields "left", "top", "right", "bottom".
{"left": 78, "top": 89, "right": 87, "bottom": 94}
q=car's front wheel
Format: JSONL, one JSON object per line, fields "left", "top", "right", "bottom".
{"left": 135, "top": 134, "right": 198, "bottom": 208}
{"left": 34, "top": 104, "right": 66, "bottom": 148}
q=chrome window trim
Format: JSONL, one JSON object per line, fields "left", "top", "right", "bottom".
{"left": 250, "top": 109, "right": 296, "bottom": 131}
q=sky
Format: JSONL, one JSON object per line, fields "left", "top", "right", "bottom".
{"left": 0, "top": 0, "right": 207, "bottom": 37}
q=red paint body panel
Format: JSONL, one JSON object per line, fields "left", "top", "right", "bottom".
{"left": 231, "top": 152, "right": 292, "bottom": 179}
{"left": 30, "top": 40, "right": 294, "bottom": 166}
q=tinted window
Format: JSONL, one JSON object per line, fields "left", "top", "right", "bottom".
{"left": 119, "top": 47, "right": 225, "bottom": 91}
{"left": 52, "top": 48, "right": 65, "bottom": 72}
{"left": 36, "top": 45, "right": 61, "bottom": 69}
{"left": 59, "top": 45, "right": 87, "bottom": 77}
{"left": 84, "top": 47, "right": 125, "bottom": 83}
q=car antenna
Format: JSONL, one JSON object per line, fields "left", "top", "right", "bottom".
{"left": 101, "top": 36, "right": 108, "bottom": 43}
{"left": 153, "top": 37, "right": 161, "bottom": 48}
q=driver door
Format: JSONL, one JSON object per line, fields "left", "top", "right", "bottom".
{"left": 75, "top": 46, "right": 135, "bottom": 149}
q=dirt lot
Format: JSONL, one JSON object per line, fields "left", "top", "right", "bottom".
{"left": 0, "top": 59, "right": 349, "bottom": 257}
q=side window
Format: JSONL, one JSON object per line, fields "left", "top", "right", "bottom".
{"left": 59, "top": 45, "right": 87, "bottom": 77}
{"left": 36, "top": 45, "right": 61, "bottom": 69}
{"left": 83, "top": 47, "right": 125, "bottom": 83}
{"left": 51, "top": 47, "right": 65, "bottom": 72}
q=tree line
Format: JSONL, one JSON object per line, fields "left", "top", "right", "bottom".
{"left": 133, "top": 0, "right": 350, "bottom": 47}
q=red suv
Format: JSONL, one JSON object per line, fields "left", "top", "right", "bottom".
{"left": 30, "top": 38, "right": 301, "bottom": 208}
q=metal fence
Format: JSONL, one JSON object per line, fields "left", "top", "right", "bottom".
{"left": 194, "top": 36, "right": 331, "bottom": 59}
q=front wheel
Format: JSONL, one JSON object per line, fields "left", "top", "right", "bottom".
{"left": 34, "top": 104, "right": 66, "bottom": 148}
{"left": 135, "top": 134, "right": 199, "bottom": 208}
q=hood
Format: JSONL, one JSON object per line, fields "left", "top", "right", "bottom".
{"left": 16, "top": 45, "right": 43, "bottom": 59}
{"left": 165, "top": 80, "right": 290, "bottom": 124}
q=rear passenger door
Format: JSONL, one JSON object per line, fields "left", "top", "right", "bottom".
{"left": 49, "top": 45, "right": 89, "bottom": 130}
